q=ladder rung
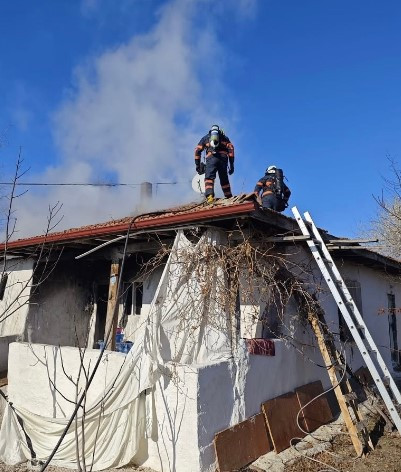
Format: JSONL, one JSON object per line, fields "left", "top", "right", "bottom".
{"left": 355, "top": 421, "right": 367, "bottom": 432}
{"left": 322, "top": 258, "right": 333, "bottom": 265}
{"left": 292, "top": 206, "right": 401, "bottom": 434}
{"left": 343, "top": 392, "right": 358, "bottom": 402}
{"left": 382, "top": 376, "right": 390, "bottom": 386}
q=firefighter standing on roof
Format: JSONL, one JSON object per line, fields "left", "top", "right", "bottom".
{"left": 194, "top": 125, "right": 234, "bottom": 203}
{"left": 254, "top": 165, "right": 291, "bottom": 212}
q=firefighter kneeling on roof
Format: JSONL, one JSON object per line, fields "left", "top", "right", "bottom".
{"left": 254, "top": 165, "right": 291, "bottom": 212}
{"left": 194, "top": 124, "right": 234, "bottom": 204}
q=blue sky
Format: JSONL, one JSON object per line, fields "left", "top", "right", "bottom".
{"left": 1, "top": 0, "right": 401, "bottom": 238}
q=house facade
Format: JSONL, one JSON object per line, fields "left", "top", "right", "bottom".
{"left": 1, "top": 195, "right": 401, "bottom": 471}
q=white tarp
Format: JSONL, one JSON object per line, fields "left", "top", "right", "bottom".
{"left": 0, "top": 230, "right": 232, "bottom": 470}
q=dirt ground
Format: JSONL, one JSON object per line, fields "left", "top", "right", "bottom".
{"left": 0, "top": 464, "right": 156, "bottom": 472}
{"left": 283, "top": 428, "right": 401, "bottom": 472}
{"left": 253, "top": 413, "right": 401, "bottom": 472}
{"left": 2, "top": 427, "right": 401, "bottom": 472}
{"left": 1, "top": 410, "right": 401, "bottom": 472}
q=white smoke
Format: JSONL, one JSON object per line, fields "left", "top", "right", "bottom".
{"left": 11, "top": 0, "right": 256, "bottom": 238}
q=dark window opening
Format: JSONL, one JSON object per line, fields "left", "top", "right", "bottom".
{"left": 134, "top": 282, "right": 143, "bottom": 315}
{"left": 123, "top": 282, "right": 133, "bottom": 316}
{"left": 0, "top": 274, "right": 8, "bottom": 301}
{"left": 261, "top": 287, "right": 284, "bottom": 339}
{"left": 94, "top": 284, "right": 108, "bottom": 348}
{"left": 388, "top": 293, "right": 399, "bottom": 365}
{"left": 338, "top": 280, "right": 363, "bottom": 343}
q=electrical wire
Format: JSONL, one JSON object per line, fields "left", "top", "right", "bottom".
{"left": 0, "top": 181, "right": 190, "bottom": 187}
{"left": 288, "top": 346, "right": 349, "bottom": 472}
{"left": 39, "top": 202, "right": 207, "bottom": 471}
{"left": 38, "top": 220, "right": 135, "bottom": 471}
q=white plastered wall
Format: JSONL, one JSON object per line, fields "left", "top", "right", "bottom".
{"left": 195, "top": 339, "right": 328, "bottom": 471}
{"left": 7, "top": 343, "right": 127, "bottom": 418}
{"left": 324, "top": 259, "right": 401, "bottom": 373}
{"left": 240, "top": 242, "right": 401, "bottom": 375}
{"left": 0, "top": 259, "right": 34, "bottom": 337}
{"left": 0, "top": 258, "right": 34, "bottom": 371}
{"left": 140, "top": 337, "right": 330, "bottom": 472}
{"left": 136, "top": 364, "right": 200, "bottom": 472}
{"left": 192, "top": 247, "right": 401, "bottom": 471}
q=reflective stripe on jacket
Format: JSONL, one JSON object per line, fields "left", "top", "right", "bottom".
{"left": 254, "top": 175, "right": 291, "bottom": 199}
{"left": 194, "top": 132, "right": 234, "bottom": 161}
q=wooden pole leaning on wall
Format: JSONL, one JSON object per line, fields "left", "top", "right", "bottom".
{"left": 104, "top": 259, "right": 120, "bottom": 351}
{"left": 308, "top": 311, "right": 373, "bottom": 457}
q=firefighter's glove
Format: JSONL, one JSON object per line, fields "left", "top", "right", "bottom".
{"left": 228, "top": 164, "right": 234, "bottom": 175}
{"left": 196, "top": 163, "right": 206, "bottom": 175}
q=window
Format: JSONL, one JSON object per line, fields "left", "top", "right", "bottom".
{"left": 123, "top": 282, "right": 133, "bottom": 316}
{"left": 388, "top": 293, "right": 399, "bottom": 365}
{"left": 260, "top": 287, "right": 284, "bottom": 339}
{"left": 338, "top": 279, "right": 363, "bottom": 343}
{"left": 0, "top": 273, "right": 8, "bottom": 301}
{"left": 122, "top": 281, "right": 144, "bottom": 316}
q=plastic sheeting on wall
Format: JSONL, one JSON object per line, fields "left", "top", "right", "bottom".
{"left": 0, "top": 230, "right": 233, "bottom": 470}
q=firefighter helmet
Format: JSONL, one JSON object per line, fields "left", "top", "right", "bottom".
{"left": 266, "top": 165, "right": 277, "bottom": 174}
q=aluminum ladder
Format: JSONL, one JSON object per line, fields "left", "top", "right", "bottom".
{"left": 292, "top": 206, "right": 401, "bottom": 436}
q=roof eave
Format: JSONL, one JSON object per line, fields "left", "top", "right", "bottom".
{"left": 0, "top": 201, "right": 258, "bottom": 253}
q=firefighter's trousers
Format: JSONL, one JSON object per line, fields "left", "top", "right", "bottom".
{"left": 204, "top": 155, "right": 232, "bottom": 198}
{"left": 262, "top": 194, "right": 286, "bottom": 212}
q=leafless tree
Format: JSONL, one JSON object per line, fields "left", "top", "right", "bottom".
{"left": 0, "top": 151, "right": 63, "bottom": 327}
{"left": 369, "top": 157, "right": 401, "bottom": 259}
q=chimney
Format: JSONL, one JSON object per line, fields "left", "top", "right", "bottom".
{"left": 139, "top": 182, "right": 152, "bottom": 209}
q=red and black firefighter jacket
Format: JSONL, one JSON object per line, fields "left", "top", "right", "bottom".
{"left": 194, "top": 132, "right": 235, "bottom": 167}
{"left": 254, "top": 174, "right": 291, "bottom": 201}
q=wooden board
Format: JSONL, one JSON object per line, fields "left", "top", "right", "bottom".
{"left": 214, "top": 413, "right": 273, "bottom": 472}
{"left": 295, "top": 381, "right": 333, "bottom": 433}
{"left": 308, "top": 314, "right": 367, "bottom": 456}
{"left": 262, "top": 392, "right": 306, "bottom": 454}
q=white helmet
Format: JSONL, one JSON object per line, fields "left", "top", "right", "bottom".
{"left": 266, "top": 165, "right": 277, "bottom": 174}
